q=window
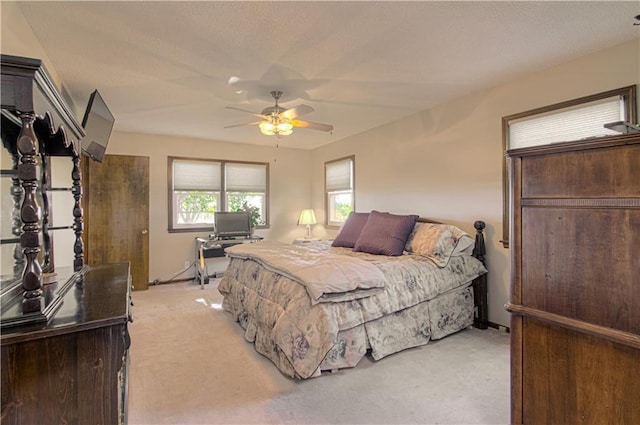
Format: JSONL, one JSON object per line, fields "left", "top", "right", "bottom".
{"left": 325, "top": 156, "right": 355, "bottom": 226}
{"left": 169, "top": 157, "right": 268, "bottom": 232}
{"left": 225, "top": 162, "right": 267, "bottom": 225}
{"left": 501, "top": 85, "right": 636, "bottom": 247}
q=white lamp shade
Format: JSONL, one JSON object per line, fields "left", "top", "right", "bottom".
{"left": 277, "top": 121, "right": 293, "bottom": 132}
{"left": 297, "top": 209, "right": 317, "bottom": 225}
{"left": 278, "top": 126, "right": 293, "bottom": 136}
{"left": 259, "top": 121, "right": 275, "bottom": 135}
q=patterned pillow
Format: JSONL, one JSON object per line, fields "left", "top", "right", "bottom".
{"left": 353, "top": 211, "right": 419, "bottom": 256}
{"left": 405, "top": 222, "right": 474, "bottom": 267}
{"left": 331, "top": 212, "right": 370, "bottom": 248}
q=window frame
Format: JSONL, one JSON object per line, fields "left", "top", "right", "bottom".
{"left": 168, "top": 156, "right": 269, "bottom": 233}
{"left": 501, "top": 85, "right": 637, "bottom": 248}
{"left": 324, "top": 155, "right": 355, "bottom": 228}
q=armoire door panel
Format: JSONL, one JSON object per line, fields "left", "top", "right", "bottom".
{"left": 521, "top": 144, "right": 640, "bottom": 199}
{"left": 509, "top": 134, "right": 640, "bottom": 423}
{"left": 521, "top": 207, "right": 639, "bottom": 334}
{"left": 522, "top": 319, "right": 640, "bottom": 425}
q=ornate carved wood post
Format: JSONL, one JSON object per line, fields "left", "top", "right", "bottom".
{"left": 10, "top": 153, "right": 25, "bottom": 277}
{"left": 40, "top": 153, "right": 52, "bottom": 271}
{"left": 72, "top": 154, "right": 84, "bottom": 271}
{"left": 16, "top": 112, "right": 43, "bottom": 313}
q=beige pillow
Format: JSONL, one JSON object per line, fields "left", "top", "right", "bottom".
{"left": 405, "top": 222, "right": 474, "bottom": 267}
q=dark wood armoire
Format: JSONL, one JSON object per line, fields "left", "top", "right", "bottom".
{"left": 1, "top": 54, "right": 132, "bottom": 425}
{"left": 506, "top": 133, "right": 640, "bottom": 424}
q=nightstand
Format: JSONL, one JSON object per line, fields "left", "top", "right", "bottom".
{"left": 293, "top": 237, "right": 321, "bottom": 245}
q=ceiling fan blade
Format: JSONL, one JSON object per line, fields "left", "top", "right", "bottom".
{"left": 291, "top": 119, "right": 334, "bottom": 132}
{"left": 280, "top": 104, "right": 314, "bottom": 120}
{"left": 224, "top": 121, "right": 262, "bottom": 128}
{"left": 226, "top": 106, "right": 268, "bottom": 119}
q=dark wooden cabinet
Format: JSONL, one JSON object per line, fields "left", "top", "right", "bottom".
{"left": 506, "top": 134, "right": 640, "bottom": 424}
{"left": 1, "top": 54, "right": 85, "bottom": 325}
{"left": 1, "top": 262, "right": 132, "bottom": 425}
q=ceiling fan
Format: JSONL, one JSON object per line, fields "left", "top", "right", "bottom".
{"left": 225, "top": 91, "right": 334, "bottom": 136}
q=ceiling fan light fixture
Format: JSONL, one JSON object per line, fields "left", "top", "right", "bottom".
{"left": 259, "top": 121, "right": 276, "bottom": 135}
{"left": 259, "top": 118, "right": 293, "bottom": 136}
{"left": 226, "top": 90, "right": 333, "bottom": 137}
{"left": 277, "top": 121, "right": 293, "bottom": 133}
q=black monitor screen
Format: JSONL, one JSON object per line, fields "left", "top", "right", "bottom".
{"left": 81, "top": 90, "right": 114, "bottom": 162}
{"left": 214, "top": 211, "right": 251, "bottom": 238}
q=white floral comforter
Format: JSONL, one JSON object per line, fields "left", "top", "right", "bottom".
{"left": 224, "top": 241, "right": 384, "bottom": 304}
{"left": 218, "top": 241, "right": 487, "bottom": 379}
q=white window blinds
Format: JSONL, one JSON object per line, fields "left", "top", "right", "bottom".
{"left": 508, "top": 96, "right": 623, "bottom": 149}
{"left": 225, "top": 163, "right": 267, "bottom": 192}
{"left": 173, "top": 160, "right": 221, "bottom": 191}
{"left": 326, "top": 158, "right": 353, "bottom": 191}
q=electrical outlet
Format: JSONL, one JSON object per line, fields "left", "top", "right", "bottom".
{"left": 184, "top": 260, "right": 190, "bottom": 269}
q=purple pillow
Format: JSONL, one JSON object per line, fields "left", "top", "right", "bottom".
{"left": 331, "top": 212, "right": 370, "bottom": 248}
{"left": 353, "top": 211, "right": 419, "bottom": 256}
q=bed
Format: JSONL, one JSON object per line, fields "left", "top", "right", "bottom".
{"left": 218, "top": 211, "right": 488, "bottom": 379}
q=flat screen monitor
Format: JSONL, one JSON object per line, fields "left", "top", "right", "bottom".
{"left": 214, "top": 211, "right": 251, "bottom": 239}
{"left": 81, "top": 90, "right": 114, "bottom": 162}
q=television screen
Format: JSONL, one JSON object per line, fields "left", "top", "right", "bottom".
{"left": 214, "top": 211, "right": 251, "bottom": 239}
{"left": 81, "top": 90, "right": 114, "bottom": 162}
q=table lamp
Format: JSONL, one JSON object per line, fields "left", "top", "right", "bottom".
{"left": 297, "top": 209, "right": 317, "bottom": 239}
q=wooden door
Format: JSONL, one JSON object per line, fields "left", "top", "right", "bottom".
{"left": 83, "top": 154, "right": 149, "bottom": 290}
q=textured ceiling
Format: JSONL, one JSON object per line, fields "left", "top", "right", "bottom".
{"left": 14, "top": 1, "right": 640, "bottom": 149}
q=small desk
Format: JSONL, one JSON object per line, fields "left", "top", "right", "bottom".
{"left": 194, "top": 236, "right": 263, "bottom": 288}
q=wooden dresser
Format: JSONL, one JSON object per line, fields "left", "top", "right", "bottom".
{"left": 506, "top": 133, "right": 640, "bottom": 424}
{"left": 1, "top": 262, "right": 132, "bottom": 425}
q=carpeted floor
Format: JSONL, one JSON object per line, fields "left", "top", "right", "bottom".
{"left": 127, "top": 280, "right": 510, "bottom": 425}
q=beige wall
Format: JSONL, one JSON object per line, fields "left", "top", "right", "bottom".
{"left": 1, "top": 2, "right": 74, "bottom": 110}
{"left": 106, "top": 132, "right": 312, "bottom": 282}
{"left": 311, "top": 39, "right": 639, "bottom": 327}
{"left": 1, "top": 2, "right": 52, "bottom": 69}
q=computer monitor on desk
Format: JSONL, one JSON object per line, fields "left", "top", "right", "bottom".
{"left": 214, "top": 211, "right": 251, "bottom": 239}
